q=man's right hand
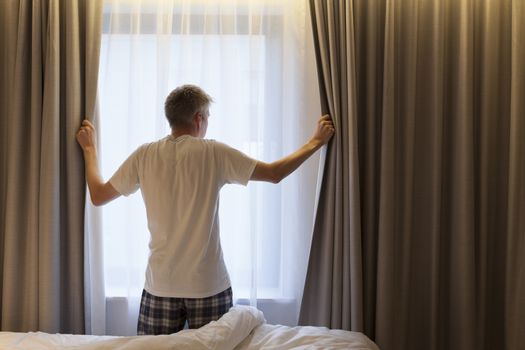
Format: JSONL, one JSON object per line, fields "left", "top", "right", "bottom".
{"left": 76, "top": 119, "right": 97, "bottom": 152}
{"left": 310, "top": 114, "right": 335, "bottom": 146}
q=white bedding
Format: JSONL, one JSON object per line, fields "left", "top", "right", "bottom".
{"left": 0, "top": 306, "right": 379, "bottom": 350}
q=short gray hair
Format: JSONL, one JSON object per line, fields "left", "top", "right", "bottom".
{"left": 164, "top": 85, "right": 213, "bottom": 128}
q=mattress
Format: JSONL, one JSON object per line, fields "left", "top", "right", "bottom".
{"left": 0, "top": 306, "right": 379, "bottom": 350}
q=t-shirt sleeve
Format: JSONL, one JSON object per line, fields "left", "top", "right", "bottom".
{"left": 214, "top": 141, "right": 258, "bottom": 186}
{"left": 109, "top": 146, "right": 144, "bottom": 196}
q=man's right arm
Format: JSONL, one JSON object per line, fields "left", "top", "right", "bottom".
{"left": 250, "top": 115, "right": 335, "bottom": 184}
{"left": 76, "top": 120, "right": 121, "bottom": 206}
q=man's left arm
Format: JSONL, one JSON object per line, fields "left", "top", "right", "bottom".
{"left": 250, "top": 115, "right": 335, "bottom": 184}
{"left": 76, "top": 119, "right": 121, "bottom": 206}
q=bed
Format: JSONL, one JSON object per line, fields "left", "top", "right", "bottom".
{"left": 0, "top": 306, "right": 379, "bottom": 349}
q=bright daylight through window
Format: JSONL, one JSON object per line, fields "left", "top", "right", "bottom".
{"left": 95, "top": 1, "right": 320, "bottom": 329}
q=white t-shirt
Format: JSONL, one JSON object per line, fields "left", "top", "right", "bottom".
{"left": 109, "top": 135, "right": 257, "bottom": 298}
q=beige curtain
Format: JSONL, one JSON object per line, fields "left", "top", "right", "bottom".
{"left": 300, "top": 1, "right": 525, "bottom": 350}
{"left": 0, "top": 0, "right": 103, "bottom": 333}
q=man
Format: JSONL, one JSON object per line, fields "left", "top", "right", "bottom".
{"left": 76, "top": 84, "right": 334, "bottom": 335}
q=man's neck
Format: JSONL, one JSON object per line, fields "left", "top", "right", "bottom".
{"left": 171, "top": 128, "right": 198, "bottom": 139}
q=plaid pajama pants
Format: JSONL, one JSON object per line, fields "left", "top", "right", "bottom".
{"left": 137, "top": 287, "right": 233, "bottom": 335}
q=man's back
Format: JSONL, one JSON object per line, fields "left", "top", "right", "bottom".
{"left": 109, "top": 135, "right": 257, "bottom": 298}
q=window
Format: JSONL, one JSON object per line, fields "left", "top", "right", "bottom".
{"left": 95, "top": 1, "right": 320, "bottom": 330}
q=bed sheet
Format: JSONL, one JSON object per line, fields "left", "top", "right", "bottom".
{"left": 0, "top": 306, "right": 379, "bottom": 350}
{"left": 237, "top": 323, "right": 379, "bottom": 350}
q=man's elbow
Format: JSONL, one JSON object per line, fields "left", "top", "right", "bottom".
{"left": 90, "top": 194, "right": 105, "bottom": 206}
{"left": 270, "top": 173, "right": 282, "bottom": 184}
{"left": 92, "top": 199, "right": 104, "bottom": 207}
{"left": 89, "top": 187, "right": 110, "bottom": 206}
{"left": 268, "top": 168, "right": 284, "bottom": 184}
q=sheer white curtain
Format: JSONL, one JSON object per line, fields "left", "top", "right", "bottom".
{"left": 88, "top": 0, "right": 321, "bottom": 335}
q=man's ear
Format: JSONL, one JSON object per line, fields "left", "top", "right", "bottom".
{"left": 193, "top": 112, "right": 203, "bottom": 129}
{"left": 193, "top": 112, "right": 201, "bottom": 123}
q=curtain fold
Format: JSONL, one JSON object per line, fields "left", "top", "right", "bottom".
{"left": 299, "top": 0, "right": 363, "bottom": 331}
{"left": 506, "top": 2, "right": 525, "bottom": 349}
{"left": 0, "top": 0, "right": 103, "bottom": 333}
{"left": 301, "top": 1, "right": 525, "bottom": 349}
